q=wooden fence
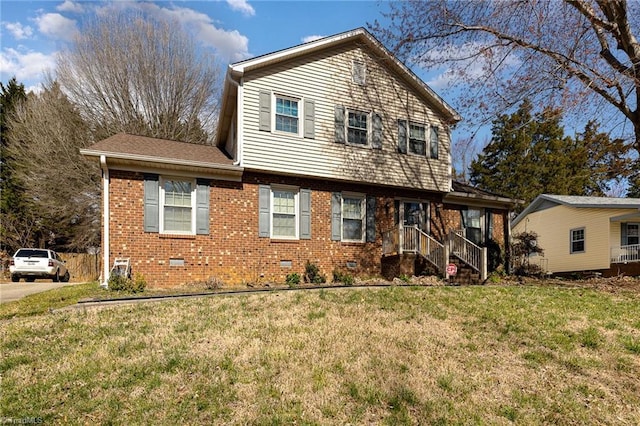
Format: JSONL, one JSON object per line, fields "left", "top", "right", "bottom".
{"left": 59, "top": 253, "right": 101, "bottom": 282}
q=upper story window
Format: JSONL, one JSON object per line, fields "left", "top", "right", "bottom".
{"left": 275, "top": 96, "right": 299, "bottom": 134}
{"left": 259, "top": 90, "right": 315, "bottom": 139}
{"left": 409, "top": 123, "right": 426, "bottom": 155}
{"left": 398, "top": 120, "right": 440, "bottom": 159}
{"left": 161, "top": 178, "right": 196, "bottom": 234}
{"left": 334, "top": 105, "right": 382, "bottom": 149}
{"left": 348, "top": 111, "right": 368, "bottom": 145}
{"left": 570, "top": 227, "right": 585, "bottom": 254}
{"left": 352, "top": 60, "right": 366, "bottom": 85}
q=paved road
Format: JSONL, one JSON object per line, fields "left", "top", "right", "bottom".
{"left": 0, "top": 281, "right": 83, "bottom": 304}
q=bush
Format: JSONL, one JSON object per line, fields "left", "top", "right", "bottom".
{"left": 398, "top": 274, "right": 411, "bottom": 283}
{"left": 304, "top": 261, "right": 326, "bottom": 284}
{"left": 332, "top": 269, "right": 354, "bottom": 286}
{"left": 286, "top": 272, "right": 300, "bottom": 287}
{"left": 108, "top": 272, "right": 146, "bottom": 293}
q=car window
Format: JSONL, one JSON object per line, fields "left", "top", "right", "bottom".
{"left": 15, "top": 249, "right": 48, "bottom": 258}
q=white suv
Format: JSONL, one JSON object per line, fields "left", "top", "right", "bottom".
{"left": 9, "top": 248, "right": 70, "bottom": 283}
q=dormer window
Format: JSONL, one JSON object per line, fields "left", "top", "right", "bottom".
{"left": 352, "top": 60, "right": 366, "bottom": 85}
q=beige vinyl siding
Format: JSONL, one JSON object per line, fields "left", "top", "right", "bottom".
{"left": 240, "top": 45, "right": 450, "bottom": 191}
{"left": 513, "top": 205, "right": 638, "bottom": 273}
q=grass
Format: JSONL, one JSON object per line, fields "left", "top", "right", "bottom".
{"left": 1, "top": 284, "right": 639, "bottom": 424}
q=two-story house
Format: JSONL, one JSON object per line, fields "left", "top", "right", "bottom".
{"left": 82, "top": 28, "right": 518, "bottom": 287}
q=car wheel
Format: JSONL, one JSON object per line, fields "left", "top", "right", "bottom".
{"left": 62, "top": 271, "right": 70, "bottom": 283}
{"left": 52, "top": 270, "right": 60, "bottom": 282}
{"left": 11, "top": 275, "right": 19, "bottom": 282}
{"left": 26, "top": 277, "right": 35, "bottom": 282}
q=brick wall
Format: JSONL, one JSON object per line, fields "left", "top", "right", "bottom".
{"left": 108, "top": 170, "right": 441, "bottom": 288}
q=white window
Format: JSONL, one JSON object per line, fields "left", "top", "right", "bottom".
{"left": 352, "top": 60, "right": 366, "bottom": 85}
{"left": 160, "top": 178, "right": 196, "bottom": 234}
{"left": 347, "top": 111, "right": 368, "bottom": 145}
{"left": 409, "top": 123, "right": 426, "bottom": 155}
{"left": 275, "top": 95, "right": 299, "bottom": 134}
{"left": 342, "top": 194, "right": 365, "bottom": 242}
{"left": 570, "top": 228, "right": 585, "bottom": 254}
{"left": 272, "top": 187, "right": 298, "bottom": 239}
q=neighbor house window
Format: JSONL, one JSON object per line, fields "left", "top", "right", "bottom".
{"left": 409, "top": 123, "right": 426, "bottom": 155}
{"left": 570, "top": 228, "right": 585, "bottom": 253}
{"left": 275, "top": 96, "right": 299, "bottom": 134}
{"left": 272, "top": 188, "right": 298, "bottom": 238}
{"left": 347, "top": 111, "right": 368, "bottom": 145}
{"left": 160, "top": 178, "right": 195, "bottom": 234}
{"left": 624, "top": 223, "right": 639, "bottom": 245}
{"left": 342, "top": 194, "right": 365, "bottom": 242}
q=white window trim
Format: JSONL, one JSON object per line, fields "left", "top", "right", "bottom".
{"left": 270, "top": 184, "right": 299, "bottom": 240}
{"left": 341, "top": 192, "right": 366, "bottom": 243}
{"left": 570, "top": 227, "right": 585, "bottom": 254}
{"left": 345, "top": 108, "right": 371, "bottom": 147}
{"left": 272, "top": 93, "right": 302, "bottom": 137}
{"left": 408, "top": 121, "right": 428, "bottom": 157}
{"left": 159, "top": 176, "right": 197, "bottom": 235}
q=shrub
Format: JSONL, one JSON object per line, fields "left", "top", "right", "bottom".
{"left": 398, "top": 274, "right": 411, "bottom": 283}
{"left": 108, "top": 272, "right": 146, "bottom": 293}
{"left": 286, "top": 272, "right": 300, "bottom": 287}
{"left": 304, "top": 261, "right": 326, "bottom": 284}
{"left": 332, "top": 269, "right": 354, "bottom": 286}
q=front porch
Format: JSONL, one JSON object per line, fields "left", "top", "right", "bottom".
{"left": 611, "top": 244, "right": 640, "bottom": 264}
{"left": 382, "top": 225, "right": 488, "bottom": 284}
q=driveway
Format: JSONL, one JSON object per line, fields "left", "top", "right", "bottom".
{"left": 0, "top": 281, "right": 82, "bottom": 304}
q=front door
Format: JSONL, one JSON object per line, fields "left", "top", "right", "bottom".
{"left": 402, "top": 201, "right": 428, "bottom": 232}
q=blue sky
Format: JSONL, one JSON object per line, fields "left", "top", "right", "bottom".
{"left": 0, "top": 1, "right": 405, "bottom": 92}
{"left": 0, "top": 0, "right": 480, "bottom": 173}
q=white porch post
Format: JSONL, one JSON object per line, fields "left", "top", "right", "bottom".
{"left": 398, "top": 202, "right": 404, "bottom": 254}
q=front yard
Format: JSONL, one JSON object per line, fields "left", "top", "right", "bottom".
{"left": 1, "top": 282, "right": 639, "bottom": 424}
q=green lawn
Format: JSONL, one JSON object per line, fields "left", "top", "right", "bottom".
{"left": 1, "top": 284, "right": 639, "bottom": 424}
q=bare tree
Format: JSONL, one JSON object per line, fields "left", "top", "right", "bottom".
{"left": 56, "top": 11, "right": 221, "bottom": 143}
{"left": 371, "top": 0, "right": 640, "bottom": 155}
{"left": 7, "top": 82, "right": 100, "bottom": 251}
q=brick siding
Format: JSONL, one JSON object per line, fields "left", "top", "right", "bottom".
{"left": 108, "top": 170, "right": 444, "bottom": 287}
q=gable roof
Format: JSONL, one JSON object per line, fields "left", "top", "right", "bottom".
{"left": 81, "top": 133, "right": 242, "bottom": 179}
{"left": 512, "top": 194, "right": 640, "bottom": 227}
{"left": 216, "top": 27, "right": 461, "bottom": 146}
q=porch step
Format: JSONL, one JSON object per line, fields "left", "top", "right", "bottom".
{"left": 447, "top": 257, "right": 482, "bottom": 285}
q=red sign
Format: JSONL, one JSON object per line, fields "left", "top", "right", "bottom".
{"left": 446, "top": 263, "right": 457, "bottom": 276}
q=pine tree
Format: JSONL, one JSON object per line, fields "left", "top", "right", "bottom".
{"left": 469, "top": 100, "right": 631, "bottom": 210}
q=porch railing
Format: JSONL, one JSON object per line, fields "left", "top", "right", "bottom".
{"left": 449, "top": 230, "right": 487, "bottom": 280}
{"left": 382, "top": 226, "right": 487, "bottom": 281}
{"left": 611, "top": 244, "right": 640, "bottom": 263}
{"left": 402, "top": 225, "right": 446, "bottom": 274}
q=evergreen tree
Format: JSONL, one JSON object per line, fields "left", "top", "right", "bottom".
{"left": 470, "top": 100, "right": 631, "bottom": 210}
{"left": 0, "top": 77, "right": 28, "bottom": 253}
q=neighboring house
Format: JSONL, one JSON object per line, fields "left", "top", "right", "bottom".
{"left": 82, "top": 28, "right": 518, "bottom": 288}
{"left": 512, "top": 194, "right": 640, "bottom": 277}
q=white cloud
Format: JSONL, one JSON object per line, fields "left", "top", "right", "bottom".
{"left": 3, "top": 22, "right": 34, "bottom": 40}
{"left": 226, "top": 0, "right": 255, "bottom": 17}
{"left": 131, "top": 3, "right": 251, "bottom": 62}
{"left": 0, "top": 47, "right": 56, "bottom": 82}
{"left": 35, "top": 13, "right": 78, "bottom": 41}
{"left": 56, "top": 0, "right": 85, "bottom": 14}
{"left": 302, "top": 35, "right": 324, "bottom": 44}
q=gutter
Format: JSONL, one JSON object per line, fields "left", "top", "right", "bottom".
{"left": 99, "top": 155, "right": 109, "bottom": 289}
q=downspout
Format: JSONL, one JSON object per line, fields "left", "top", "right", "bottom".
{"left": 100, "top": 155, "right": 110, "bottom": 288}
{"left": 226, "top": 70, "right": 243, "bottom": 167}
